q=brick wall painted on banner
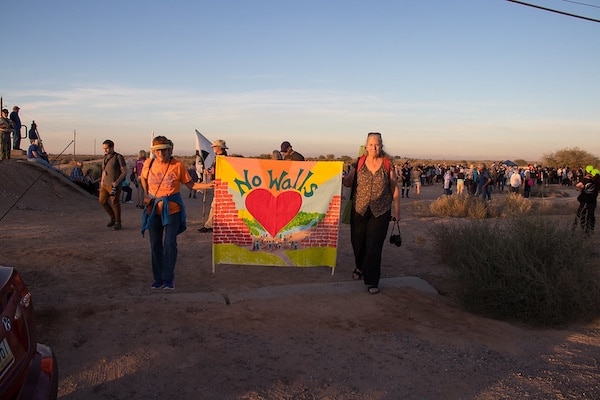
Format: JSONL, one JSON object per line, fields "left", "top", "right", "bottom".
{"left": 213, "top": 180, "right": 341, "bottom": 248}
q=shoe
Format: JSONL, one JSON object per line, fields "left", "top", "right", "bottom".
{"left": 113, "top": 223, "right": 122, "bottom": 231}
{"left": 107, "top": 220, "right": 115, "bottom": 227}
{"left": 163, "top": 281, "right": 174, "bottom": 290}
{"left": 368, "top": 286, "right": 380, "bottom": 295}
{"left": 151, "top": 280, "right": 164, "bottom": 289}
{"left": 352, "top": 268, "right": 362, "bottom": 281}
{"left": 125, "top": 201, "right": 133, "bottom": 204}
{"left": 198, "top": 227, "right": 213, "bottom": 233}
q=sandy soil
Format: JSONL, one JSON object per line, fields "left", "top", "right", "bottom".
{"left": 1, "top": 159, "right": 599, "bottom": 400}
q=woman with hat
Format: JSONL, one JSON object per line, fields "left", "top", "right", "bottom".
{"left": 141, "top": 135, "right": 213, "bottom": 290}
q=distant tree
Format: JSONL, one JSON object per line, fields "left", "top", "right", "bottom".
{"left": 339, "top": 155, "right": 352, "bottom": 162}
{"left": 514, "top": 159, "right": 528, "bottom": 166}
{"left": 326, "top": 154, "right": 335, "bottom": 160}
{"left": 542, "top": 147, "right": 600, "bottom": 168}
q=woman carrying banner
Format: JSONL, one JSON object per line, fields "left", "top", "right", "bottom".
{"left": 141, "top": 135, "right": 213, "bottom": 290}
{"left": 342, "top": 132, "right": 400, "bottom": 294}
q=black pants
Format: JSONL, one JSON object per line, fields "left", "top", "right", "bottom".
{"left": 574, "top": 202, "right": 596, "bottom": 235}
{"left": 350, "top": 207, "right": 391, "bottom": 287}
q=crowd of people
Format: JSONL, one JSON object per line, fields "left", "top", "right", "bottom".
{"left": 6, "top": 120, "right": 596, "bottom": 293}
{"left": 395, "top": 162, "right": 594, "bottom": 199}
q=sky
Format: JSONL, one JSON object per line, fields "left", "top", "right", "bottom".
{"left": 2, "top": 0, "right": 600, "bottom": 161}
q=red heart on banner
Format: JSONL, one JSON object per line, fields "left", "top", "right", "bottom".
{"left": 245, "top": 188, "right": 302, "bottom": 237}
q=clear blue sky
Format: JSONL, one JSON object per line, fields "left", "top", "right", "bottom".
{"left": 3, "top": 0, "right": 599, "bottom": 161}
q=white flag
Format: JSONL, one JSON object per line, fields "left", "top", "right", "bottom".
{"left": 195, "top": 130, "right": 215, "bottom": 169}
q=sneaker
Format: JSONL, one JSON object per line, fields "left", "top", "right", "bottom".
{"left": 113, "top": 223, "right": 122, "bottom": 231}
{"left": 198, "top": 227, "right": 213, "bottom": 233}
{"left": 163, "top": 281, "right": 174, "bottom": 290}
{"left": 151, "top": 280, "right": 164, "bottom": 289}
{"left": 107, "top": 220, "right": 115, "bottom": 227}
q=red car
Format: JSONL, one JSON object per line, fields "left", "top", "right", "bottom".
{"left": 0, "top": 266, "right": 58, "bottom": 400}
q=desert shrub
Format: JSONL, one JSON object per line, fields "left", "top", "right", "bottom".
{"left": 429, "top": 193, "right": 572, "bottom": 219}
{"left": 432, "top": 217, "right": 600, "bottom": 327}
{"left": 429, "top": 195, "right": 487, "bottom": 218}
{"left": 498, "top": 193, "right": 532, "bottom": 217}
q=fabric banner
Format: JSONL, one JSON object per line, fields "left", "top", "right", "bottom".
{"left": 212, "top": 156, "right": 344, "bottom": 270}
{"left": 194, "top": 130, "right": 215, "bottom": 169}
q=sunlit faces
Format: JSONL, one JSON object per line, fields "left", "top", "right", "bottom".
{"left": 153, "top": 147, "right": 171, "bottom": 162}
{"left": 102, "top": 145, "right": 112, "bottom": 154}
{"left": 213, "top": 145, "right": 225, "bottom": 155}
{"left": 365, "top": 132, "right": 382, "bottom": 157}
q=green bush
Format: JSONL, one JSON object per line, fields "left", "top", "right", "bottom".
{"left": 432, "top": 217, "right": 600, "bottom": 327}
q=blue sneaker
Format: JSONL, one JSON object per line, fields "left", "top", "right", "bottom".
{"left": 163, "top": 281, "right": 174, "bottom": 290}
{"left": 151, "top": 280, "right": 164, "bottom": 289}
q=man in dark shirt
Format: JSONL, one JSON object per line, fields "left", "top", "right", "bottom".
{"left": 100, "top": 140, "right": 127, "bottom": 230}
{"left": 280, "top": 141, "right": 305, "bottom": 161}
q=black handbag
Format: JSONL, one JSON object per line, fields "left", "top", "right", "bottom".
{"left": 389, "top": 220, "right": 402, "bottom": 247}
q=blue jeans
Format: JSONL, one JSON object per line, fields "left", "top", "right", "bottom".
{"left": 148, "top": 211, "right": 181, "bottom": 282}
{"left": 476, "top": 185, "right": 491, "bottom": 200}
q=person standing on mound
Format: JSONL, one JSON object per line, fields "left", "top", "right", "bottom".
{"left": 342, "top": 132, "right": 400, "bottom": 294}
{"left": 141, "top": 136, "right": 213, "bottom": 290}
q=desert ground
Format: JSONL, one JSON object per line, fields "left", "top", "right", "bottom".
{"left": 1, "top": 158, "right": 600, "bottom": 400}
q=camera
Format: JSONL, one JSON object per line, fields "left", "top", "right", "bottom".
{"left": 390, "top": 233, "right": 402, "bottom": 247}
{"left": 110, "top": 186, "right": 117, "bottom": 196}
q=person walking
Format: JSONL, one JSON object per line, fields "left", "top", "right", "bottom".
{"left": 508, "top": 167, "right": 522, "bottom": 194}
{"left": 133, "top": 150, "right": 147, "bottom": 208}
{"left": 400, "top": 162, "right": 412, "bottom": 198}
{"left": 410, "top": 165, "right": 422, "bottom": 196}
{"left": 456, "top": 167, "right": 465, "bottom": 195}
{"left": 141, "top": 135, "right": 213, "bottom": 290}
{"left": 342, "top": 132, "right": 400, "bottom": 294}
{"left": 99, "top": 139, "right": 127, "bottom": 231}
{"left": 476, "top": 163, "right": 492, "bottom": 201}
{"left": 10, "top": 106, "right": 22, "bottom": 150}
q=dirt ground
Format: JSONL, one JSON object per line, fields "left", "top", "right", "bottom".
{"left": 1, "top": 159, "right": 600, "bottom": 400}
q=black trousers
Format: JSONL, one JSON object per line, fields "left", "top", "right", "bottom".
{"left": 575, "top": 202, "right": 596, "bottom": 235}
{"left": 350, "top": 207, "right": 391, "bottom": 287}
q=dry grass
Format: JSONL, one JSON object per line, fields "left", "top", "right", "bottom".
{"left": 431, "top": 216, "right": 600, "bottom": 326}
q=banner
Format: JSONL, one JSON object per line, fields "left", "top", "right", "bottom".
{"left": 194, "top": 130, "right": 215, "bottom": 169}
{"left": 212, "top": 157, "right": 344, "bottom": 271}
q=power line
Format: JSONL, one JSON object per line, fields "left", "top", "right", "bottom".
{"left": 506, "top": 0, "right": 600, "bottom": 23}
{"left": 560, "top": 0, "right": 600, "bottom": 10}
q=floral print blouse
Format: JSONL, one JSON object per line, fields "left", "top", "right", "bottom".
{"left": 354, "top": 161, "right": 393, "bottom": 217}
